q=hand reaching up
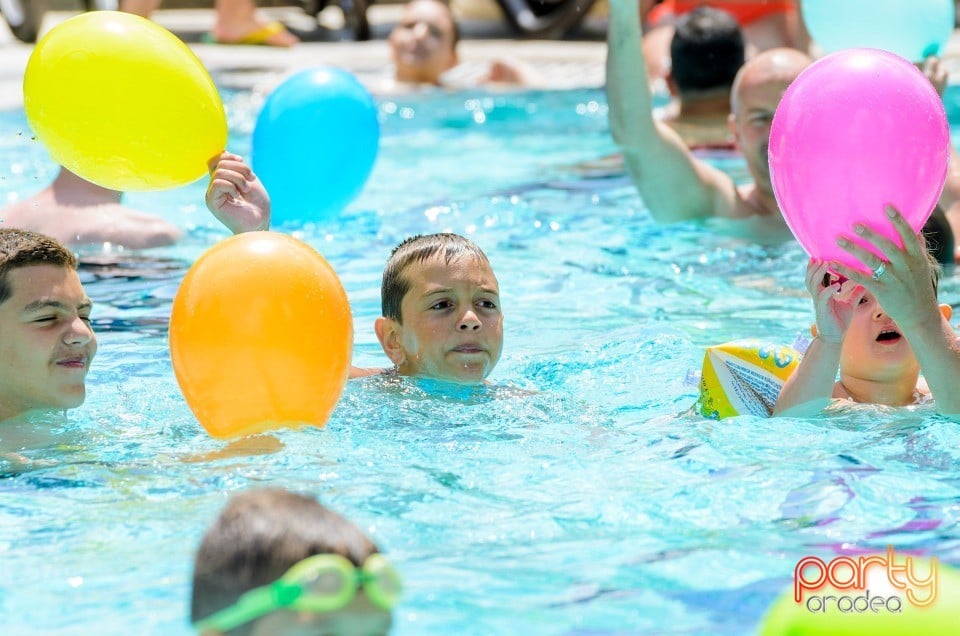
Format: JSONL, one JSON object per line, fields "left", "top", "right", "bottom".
{"left": 806, "top": 259, "right": 865, "bottom": 344}
{"left": 206, "top": 152, "right": 271, "bottom": 234}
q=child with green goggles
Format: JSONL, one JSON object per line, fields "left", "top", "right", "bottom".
{"left": 191, "top": 488, "right": 401, "bottom": 635}
{"left": 194, "top": 553, "right": 401, "bottom": 633}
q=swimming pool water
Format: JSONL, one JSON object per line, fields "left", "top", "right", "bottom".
{"left": 1, "top": 83, "right": 960, "bottom": 635}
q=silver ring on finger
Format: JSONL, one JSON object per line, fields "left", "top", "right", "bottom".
{"left": 872, "top": 261, "right": 886, "bottom": 281}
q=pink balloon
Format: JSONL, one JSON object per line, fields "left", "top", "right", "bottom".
{"left": 769, "top": 48, "right": 950, "bottom": 272}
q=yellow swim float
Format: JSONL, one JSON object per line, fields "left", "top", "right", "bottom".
{"left": 697, "top": 340, "right": 802, "bottom": 419}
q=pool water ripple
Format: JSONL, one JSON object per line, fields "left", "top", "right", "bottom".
{"left": 1, "top": 87, "right": 960, "bottom": 634}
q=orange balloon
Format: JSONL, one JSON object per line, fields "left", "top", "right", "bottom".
{"left": 169, "top": 232, "right": 352, "bottom": 439}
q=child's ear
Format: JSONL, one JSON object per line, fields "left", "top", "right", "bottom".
{"left": 374, "top": 317, "right": 406, "bottom": 366}
{"left": 939, "top": 303, "right": 953, "bottom": 321}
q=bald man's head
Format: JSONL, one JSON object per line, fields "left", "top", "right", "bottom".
{"left": 727, "top": 48, "right": 812, "bottom": 197}
{"left": 730, "top": 48, "right": 812, "bottom": 116}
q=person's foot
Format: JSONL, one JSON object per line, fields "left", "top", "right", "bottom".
{"left": 210, "top": 20, "right": 299, "bottom": 46}
{"left": 119, "top": 0, "right": 162, "bottom": 18}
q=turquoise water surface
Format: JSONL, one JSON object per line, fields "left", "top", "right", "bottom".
{"left": 1, "top": 84, "right": 959, "bottom": 635}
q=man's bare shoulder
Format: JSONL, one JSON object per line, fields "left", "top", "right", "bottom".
{"left": 729, "top": 182, "right": 772, "bottom": 219}
{"left": 690, "top": 166, "right": 750, "bottom": 220}
{"left": 1, "top": 199, "right": 180, "bottom": 249}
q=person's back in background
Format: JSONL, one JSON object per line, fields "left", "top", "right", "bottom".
{"left": 661, "top": 6, "right": 745, "bottom": 148}
{"left": 641, "top": 0, "right": 808, "bottom": 80}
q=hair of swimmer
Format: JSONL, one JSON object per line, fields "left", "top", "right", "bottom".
{"left": 408, "top": 0, "right": 461, "bottom": 48}
{"left": 922, "top": 204, "right": 955, "bottom": 268}
{"left": 190, "top": 488, "right": 380, "bottom": 632}
{"left": 381, "top": 233, "right": 491, "bottom": 323}
{"left": 0, "top": 228, "right": 78, "bottom": 305}
{"left": 670, "top": 6, "right": 745, "bottom": 95}
{"left": 442, "top": 0, "right": 461, "bottom": 48}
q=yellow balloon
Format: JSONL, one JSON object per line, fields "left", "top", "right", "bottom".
{"left": 23, "top": 11, "right": 226, "bottom": 191}
{"left": 169, "top": 232, "right": 353, "bottom": 439}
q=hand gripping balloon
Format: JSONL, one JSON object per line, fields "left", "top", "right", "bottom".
{"left": 769, "top": 49, "right": 950, "bottom": 272}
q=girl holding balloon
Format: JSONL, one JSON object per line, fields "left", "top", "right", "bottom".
{"left": 774, "top": 207, "right": 960, "bottom": 417}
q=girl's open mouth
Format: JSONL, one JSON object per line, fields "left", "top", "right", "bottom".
{"left": 876, "top": 329, "right": 902, "bottom": 343}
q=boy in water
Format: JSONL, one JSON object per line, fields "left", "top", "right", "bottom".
{"left": 0, "top": 154, "right": 264, "bottom": 427}
{"left": 201, "top": 156, "right": 503, "bottom": 385}
{"left": 0, "top": 229, "right": 95, "bottom": 423}
{"left": 191, "top": 488, "right": 400, "bottom": 636}
{"left": 383, "top": 0, "right": 535, "bottom": 91}
{"left": 774, "top": 207, "right": 960, "bottom": 416}
{"left": 388, "top": 0, "right": 460, "bottom": 87}
{"left": 353, "top": 233, "right": 503, "bottom": 384}
{"left": 658, "top": 6, "right": 746, "bottom": 149}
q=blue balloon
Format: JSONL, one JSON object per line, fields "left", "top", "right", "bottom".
{"left": 802, "top": 0, "right": 954, "bottom": 61}
{"left": 252, "top": 68, "right": 379, "bottom": 224}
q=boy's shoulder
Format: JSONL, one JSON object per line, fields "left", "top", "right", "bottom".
{"left": 349, "top": 365, "right": 388, "bottom": 380}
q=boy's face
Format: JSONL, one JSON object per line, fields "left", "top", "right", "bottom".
{"left": 839, "top": 291, "right": 919, "bottom": 381}
{"left": 0, "top": 265, "right": 96, "bottom": 420}
{"left": 389, "top": 0, "right": 458, "bottom": 84}
{"left": 376, "top": 253, "right": 503, "bottom": 384}
{"left": 248, "top": 594, "right": 391, "bottom": 636}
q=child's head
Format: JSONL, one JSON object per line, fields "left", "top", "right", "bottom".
{"left": 389, "top": 0, "right": 460, "bottom": 85}
{"left": 374, "top": 233, "right": 503, "bottom": 384}
{"left": 839, "top": 251, "right": 951, "bottom": 384}
{"left": 191, "top": 488, "right": 399, "bottom": 636}
{"left": 0, "top": 229, "right": 95, "bottom": 421}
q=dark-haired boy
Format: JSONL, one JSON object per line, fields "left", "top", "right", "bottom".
{"left": 0, "top": 228, "right": 95, "bottom": 423}
{"left": 353, "top": 233, "right": 504, "bottom": 384}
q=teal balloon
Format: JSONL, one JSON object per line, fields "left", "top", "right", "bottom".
{"left": 252, "top": 67, "right": 379, "bottom": 225}
{"left": 802, "top": 0, "right": 954, "bottom": 61}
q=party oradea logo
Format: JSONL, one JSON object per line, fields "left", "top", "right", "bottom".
{"left": 794, "top": 546, "right": 937, "bottom": 614}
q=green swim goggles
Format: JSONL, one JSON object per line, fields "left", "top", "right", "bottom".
{"left": 193, "top": 553, "right": 402, "bottom": 633}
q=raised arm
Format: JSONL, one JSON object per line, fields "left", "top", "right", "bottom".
{"left": 774, "top": 261, "right": 864, "bottom": 416}
{"left": 899, "top": 304, "right": 960, "bottom": 415}
{"left": 205, "top": 152, "right": 271, "bottom": 234}
{"left": 606, "top": 0, "right": 737, "bottom": 222}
